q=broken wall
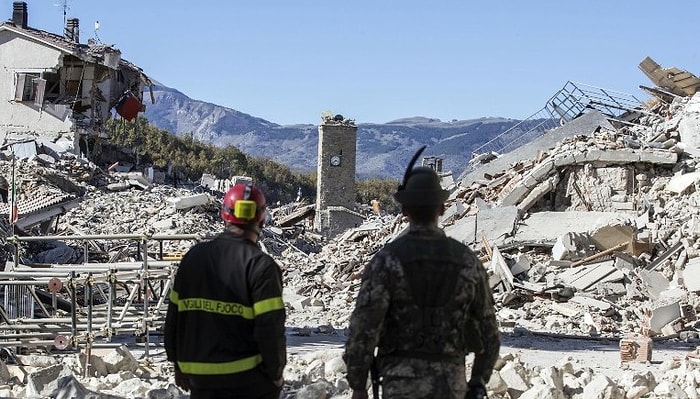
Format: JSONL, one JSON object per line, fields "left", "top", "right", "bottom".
{"left": 0, "top": 32, "right": 74, "bottom": 146}
{"left": 554, "top": 165, "right": 634, "bottom": 212}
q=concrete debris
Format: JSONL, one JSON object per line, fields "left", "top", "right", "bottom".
{"left": 2, "top": 77, "right": 700, "bottom": 398}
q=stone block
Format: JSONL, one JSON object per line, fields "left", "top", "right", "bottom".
{"left": 103, "top": 345, "right": 139, "bottom": 374}
{"left": 539, "top": 366, "right": 564, "bottom": 391}
{"left": 636, "top": 269, "right": 670, "bottom": 300}
{"left": 518, "top": 176, "right": 558, "bottom": 212}
{"left": 660, "top": 318, "right": 684, "bottom": 336}
{"left": 501, "top": 184, "right": 531, "bottom": 207}
{"left": 112, "top": 377, "right": 150, "bottom": 398}
{"left": 583, "top": 375, "right": 623, "bottom": 399}
{"left": 665, "top": 172, "right": 700, "bottom": 194}
{"left": 510, "top": 253, "right": 531, "bottom": 276}
{"left": 485, "top": 371, "right": 508, "bottom": 395}
{"left": 26, "top": 364, "right": 73, "bottom": 398}
{"left": 682, "top": 257, "right": 700, "bottom": 292}
{"left": 79, "top": 352, "right": 109, "bottom": 378}
{"left": 649, "top": 301, "right": 681, "bottom": 334}
{"left": 170, "top": 193, "right": 210, "bottom": 210}
{"left": 618, "top": 370, "right": 655, "bottom": 399}
{"left": 498, "top": 362, "right": 529, "bottom": 392}
{"left": 324, "top": 356, "right": 346, "bottom": 378}
{"left": 0, "top": 360, "right": 11, "bottom": 384}
{"left": 296, "top": 380, "right": 332, "bottom": 399}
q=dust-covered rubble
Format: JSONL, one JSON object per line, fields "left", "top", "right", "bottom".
{"left": 2, "top": 94, "right": 700, "bottom": 397}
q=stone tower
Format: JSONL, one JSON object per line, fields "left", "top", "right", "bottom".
{"left": 314, "top": 113, "right": 362, "bottom": 237}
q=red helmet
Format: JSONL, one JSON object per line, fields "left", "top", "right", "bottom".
{"left": 221, "top": 184, "right": 267, "bottom": 225}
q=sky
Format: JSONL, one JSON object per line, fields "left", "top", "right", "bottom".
{"left": 11, "top": 1, "right": 700, "bottom": 125}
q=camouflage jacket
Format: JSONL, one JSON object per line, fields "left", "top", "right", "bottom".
{"left": 343, "top": 225, "right": 500, "bottom": 395}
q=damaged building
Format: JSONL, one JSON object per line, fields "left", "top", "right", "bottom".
{"left": 0, "top": 1, "right": 153, "bottom": 160}
{"left": 0, "top": 41, "right": 699, "bottom": 396}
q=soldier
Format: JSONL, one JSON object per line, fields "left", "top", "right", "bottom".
{"left": 343, "top": 146, "right": 500, "bottom": 399}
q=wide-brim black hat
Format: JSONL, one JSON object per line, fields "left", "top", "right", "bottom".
{"left": 394, "top": 166, "right": 449, "bottom": 205}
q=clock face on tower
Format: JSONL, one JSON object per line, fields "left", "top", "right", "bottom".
{"left": 330, "top": 155, "right": 342, "bottom": 167}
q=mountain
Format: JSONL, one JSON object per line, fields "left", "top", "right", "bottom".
{"left": 144, "top": 83, "right": 534, "bottom": 179}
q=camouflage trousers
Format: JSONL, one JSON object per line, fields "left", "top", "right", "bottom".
{"left": 378, "top": 357, "right": 467, "bottom": 399}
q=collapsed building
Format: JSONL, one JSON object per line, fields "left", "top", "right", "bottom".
{"left": 0, "top": 1, "right": 153, "bottom": 161}
{"left": 0, "top": 3, "right": 698, "bottom": 394}
{"left": 280, "top": 60, "right": 700, "bottom": 398}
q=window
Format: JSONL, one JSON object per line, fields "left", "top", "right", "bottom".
{"left": 14, "top": 72, "right": 55, "bottom": 106}
{"left": 42, "top": 71, "right": 60, "bottom": 102}
{"left": 14, "top": 72, "right": 38, "bottom": 101}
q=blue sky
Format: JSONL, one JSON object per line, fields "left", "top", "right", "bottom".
{"left": 14, "top": 0, "right": 700, "bottom": 125}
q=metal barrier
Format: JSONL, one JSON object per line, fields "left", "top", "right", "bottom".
{"left": 470, "top": 106, "right": 559, "bottom": 158}
{"left": 470, "top": 81, "right": 652, "bottom": 161}
{"left": 545, "top": 81, "right": 650, "bottom": 123}
{"left": 0, "top": 233, "right": 204, "bottom": 360}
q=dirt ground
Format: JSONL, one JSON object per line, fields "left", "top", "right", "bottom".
{"left": 287, "top": 327, "right": 699, "bottom": 381}
{"left": 496, "top": 330, "right": 698, "bottom": 380}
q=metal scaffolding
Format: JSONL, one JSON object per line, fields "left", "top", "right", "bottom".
{"left": 0, "top": 233, "right": 203, "bottom": 360}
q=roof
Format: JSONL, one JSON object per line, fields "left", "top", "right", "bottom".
{"left": 0, "top": 21, "right": 148, "bottom": 78}
{"left": 0, "top": 191, "right": 78, "bottom": 233}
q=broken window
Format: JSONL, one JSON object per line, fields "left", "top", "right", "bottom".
{"left": 14, "top": 72, "right": 39, "bottom": 101}
{"left": 14, "top": 72, "right": 59, "bottom": 105}
{"left": 42, "top": 71, "right": 60, "bottom": 102}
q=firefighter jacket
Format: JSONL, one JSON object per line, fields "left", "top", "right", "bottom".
{"left": 164, "top": 231, "right": 286, "bottom": 387}
{"left": 343, "top": 224, "right": 500, "bottom": 397}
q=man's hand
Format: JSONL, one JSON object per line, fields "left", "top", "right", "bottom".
{"left": 174, "top": 368, "right": 190, "bottom": 392}
{"left": 351, "top": 389, "right": 369, "bottom": 399}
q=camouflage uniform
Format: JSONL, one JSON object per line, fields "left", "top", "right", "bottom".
{"left": 343, "top": 225, "right": 500, "bottom": 399}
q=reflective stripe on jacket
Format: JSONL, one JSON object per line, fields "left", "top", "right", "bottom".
{"left": 164, "top": 231, "right": 286, "bottom": 381}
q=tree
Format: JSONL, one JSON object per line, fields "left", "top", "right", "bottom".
{"left": 103, "top": 117, "right": 315, "bottom": 202}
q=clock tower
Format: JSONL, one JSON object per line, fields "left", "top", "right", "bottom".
{"left": 314, "top": 112, "right": 362, "bottom": 237}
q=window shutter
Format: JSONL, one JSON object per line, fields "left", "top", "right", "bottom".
{"left": 34, "top": 78, "right": 46, "bottom": 107}
{"left": 14, "top": 73, "right": 26, "bottom": 101}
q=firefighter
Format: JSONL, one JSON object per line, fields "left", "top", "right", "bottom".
{"left": 165, "top": 183, "right": 286, "bottom": 399}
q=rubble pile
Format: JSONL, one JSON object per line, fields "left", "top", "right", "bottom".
{"left": 0, "top": 94, "right": 699, "bottom": 397}
{"left": 279, "top": 93, "right": 700, "bottom": 398}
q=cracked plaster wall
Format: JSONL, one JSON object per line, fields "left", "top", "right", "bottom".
{"left": 0, "top": 32, "right": 73, "bottom": 141}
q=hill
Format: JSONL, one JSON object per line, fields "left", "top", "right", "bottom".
{"left": 144, "top": 83, "right": 532, "bottom": 179}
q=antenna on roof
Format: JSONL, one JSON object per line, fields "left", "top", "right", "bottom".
{"left": 53, "top": 0, "right": 70, "bottom": 27}
{"left": 94, "top": 20, "right": 102, "bottom": 43}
